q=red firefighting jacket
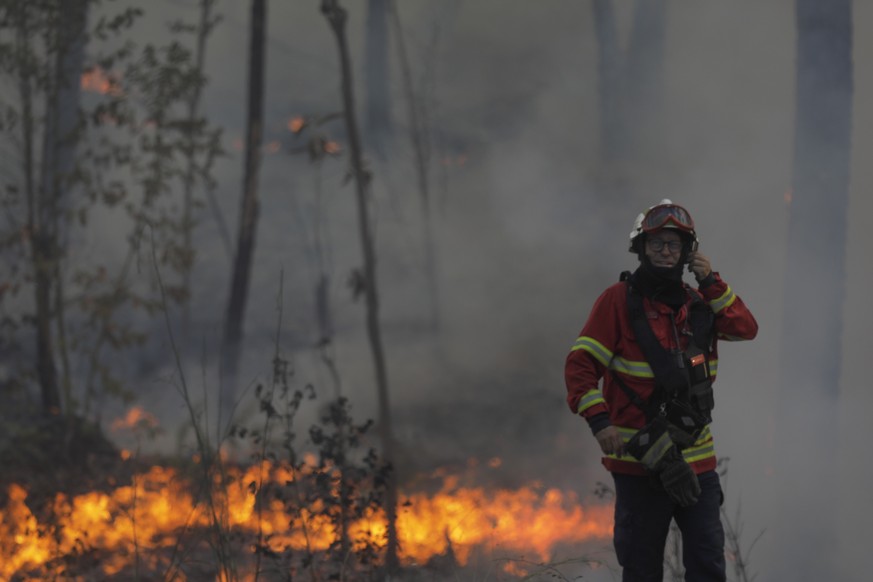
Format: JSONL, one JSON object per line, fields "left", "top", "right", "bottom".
{"left": 565, "top": 272, "right": 758, "bottom": 476}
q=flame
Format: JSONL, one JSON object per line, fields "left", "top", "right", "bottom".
{"left": 80, "top": 67, "right": 124, "bottom": 96}
{"left": 0, "top": 460, "right": 612, "bottom": 579}
{"left": 397, "top": 476, "right": 612, "bottom": 566}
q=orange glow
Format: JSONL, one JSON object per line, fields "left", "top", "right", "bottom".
{"left": 110, "top": 406, "right": 159, "bottom": 432}
{"left": 80, "top": 67, "right": 124, "bottom": 96}
{"left": 0, "top": 460, "right": 612, "bottom": 579}
{"left": 397, "top": 477, "right": 612, "bottom": 566}
{"left": 288, "top": 116, "right": 306, "bottom": 134}
{"left": 784, "top": 189, "right": 793, "bottom": 205}
{"left": 323, "top": 140, "right": 342, "bottom": 155}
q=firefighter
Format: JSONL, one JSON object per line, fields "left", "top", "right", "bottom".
{"left": 564, "top": 200, "right": 758, "bottom": 581}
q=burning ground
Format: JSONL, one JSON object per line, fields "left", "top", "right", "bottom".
{"left": 0, "top": 405, "right": 615, "bottom": 581}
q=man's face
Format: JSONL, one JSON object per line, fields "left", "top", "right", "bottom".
{"left": 644, "top": 229, "right": 683, "bottom": 268}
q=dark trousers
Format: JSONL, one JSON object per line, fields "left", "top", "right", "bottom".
{"left": 612, "top": 470, "right": 725, "bottom": 582}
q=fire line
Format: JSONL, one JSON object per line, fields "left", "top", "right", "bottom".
{"left": 0, "top": 461, "right": 612, "bottom": 579}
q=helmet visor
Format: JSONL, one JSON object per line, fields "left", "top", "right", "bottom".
{"left": 641, "top": 204, "right": 695, "bottom": 234}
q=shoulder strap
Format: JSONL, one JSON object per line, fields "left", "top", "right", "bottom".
{"left": 610, "top": 369, "right": 656, "bottom": 421}
{"left": 625, "top": 279, "right": 689, "bottom": 396}
{"left": 614, "top": 274, "right": 716, "bottom": 418}
{"left": 686, "top": 288, "right": 716, "bottom": 351}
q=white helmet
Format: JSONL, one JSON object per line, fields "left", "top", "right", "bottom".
{"left": 628, "top": 199, "right": 699, "bottom": 253}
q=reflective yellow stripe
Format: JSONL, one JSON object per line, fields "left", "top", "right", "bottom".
{"left": 616, "top": 426, "right": 639, "bottom": 439}
{"left": 570, "top": 336, "right": 613, "bottom": 367}
{"left": 605, "top": 425, "right": 715, "bottom": 465}
{"left": 577, "top": 389, "right": 606, "bottom": 414}
{"left": 610, "top": 357, "right": 716, "bottom": 379}
{"left": 683, "top": 440, "right": 715, "bottom": 464}
{"left": 574, "top": 341, "right": 717, "bottom": 381}
{"left": 639, "top": 431, "right": 672, "bottom": 468}
{"left": 693, "top": 425, "right": 712, "bottom": 442}
{"left": 717, "top": 332, "right": 745, "bottom": 341}
{"left": 610, "top": 356, "right": 654, "bottom": 378}
{"left": 710, "top": 286, "right": 737, "bottom": 314}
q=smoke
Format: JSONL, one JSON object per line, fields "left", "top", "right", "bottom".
{"left": 77, "top": 0, "right": 873, "bottom": 579}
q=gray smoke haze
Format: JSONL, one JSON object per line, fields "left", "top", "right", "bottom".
{"left": 85, "top": 0, "right": 873, "bottom": 579}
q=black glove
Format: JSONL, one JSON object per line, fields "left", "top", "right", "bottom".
{"left": 626, "top": 418, "right": 701, "bottom": 507}
{"left": 655, "top": 446, "right": 701, "bottom": 507}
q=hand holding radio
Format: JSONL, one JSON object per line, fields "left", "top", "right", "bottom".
{"left": 686, "top": 251, "right": 712, "bottom": 281}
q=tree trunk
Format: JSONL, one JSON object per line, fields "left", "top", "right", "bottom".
{"left": 14, "top": 3, "right": 60, "bottom": 416}
{"left": 40, "top": 0, "right": 89, "bottom": 416}
{"left": 774, "top": 1, "right": 853, "bottom": 578}
{"left": 591, "top": 0, "right": 666, "bottom": 197}
{"left": 223, "top": 0, "right": 267, "bottom": 417}
{"left": 592, "top": 0, "right": 626, "bottom": 164}
{"left": 365, "top": 0, "right": 392, "bottom": 156}
{"left": 626, "top": 0, "right": 666, "bottom": 144}
{"left": 321, "top": 0, "right": 399, "bottom": 572}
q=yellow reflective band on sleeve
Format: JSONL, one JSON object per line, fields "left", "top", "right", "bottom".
{"left": 577, "top": 389, "right": 606, "bottom": 414}
{"left": 570, "top": 336, "right": 614, "bottom": 367}
{"left": 609, "top": 356, "right": 654, "bottom": 378}
{"left": 708, "top": 359, "right": 718, "bottom": 376}
{"left": 709, "top": 286, "right": 737, "bottom": 314}
{"left": 717, "top": 332, "right": 746, "bottom": 341}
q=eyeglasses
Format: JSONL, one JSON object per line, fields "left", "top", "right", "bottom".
{"left": 646, "top": 238, "right": 683, "bottom": 252}
{"left": 642, "top": 204, "right": 695, "bottom": 234}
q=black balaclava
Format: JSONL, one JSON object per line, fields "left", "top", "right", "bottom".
{"left": 630, "top": 231, "right": 691, "bottom": 308}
